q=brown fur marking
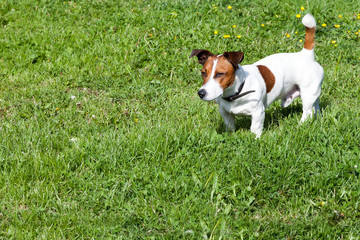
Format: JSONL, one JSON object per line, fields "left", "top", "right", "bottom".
{"left": 202, "top": 56, "right": 216, "bottom": 85}
{"left": 202, "top": 56, "right": 236, "bottom": 89}
{"left": 257, "top": 65, "right": 275, "bottom": 93}
{"left": 304, "top": 27, "right": 315, "bottom": 50}
{"left": 216, "top": 56, "right": 236, "bottom": 89}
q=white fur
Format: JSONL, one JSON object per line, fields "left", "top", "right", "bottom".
{"left": 204, "top": 15, "right": 324, "bottom": 138}
{"left": 302, "top": 13, "right": 316, "bottom": 28}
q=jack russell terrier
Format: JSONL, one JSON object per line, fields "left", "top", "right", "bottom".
{"left": 190, "top": 13, "right": 324, "bottom": 138}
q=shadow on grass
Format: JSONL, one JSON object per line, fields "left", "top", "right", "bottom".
{"left": 216, "top": 99, "right": 331, "bottom": 134}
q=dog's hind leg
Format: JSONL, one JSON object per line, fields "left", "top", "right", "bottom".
{"left": 299, "top": 63, "right": 324, "bottom": 123}
{"left": 300, "top": 91, "right": 321, "bottom": 123}
{"left": 314, "top": 98, "right": 320, "bottom": 117}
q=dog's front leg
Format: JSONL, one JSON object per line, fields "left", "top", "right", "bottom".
{"left": 250, "top": 108, "right": 265, "bottom": 138}
{"left": 219, "top": 107, "right": 235, "bottom": 131}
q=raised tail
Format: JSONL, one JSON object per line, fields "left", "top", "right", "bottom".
{"left": 302, "top": 13, "right": 316, "bottom": 50}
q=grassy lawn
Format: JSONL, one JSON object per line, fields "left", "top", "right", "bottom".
{"left": 0, "top": 0, "right": 359, "bottom": 239}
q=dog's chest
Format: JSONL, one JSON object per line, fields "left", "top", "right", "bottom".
{"left": 217, "top": 99, "right": 253, "bottom": 116}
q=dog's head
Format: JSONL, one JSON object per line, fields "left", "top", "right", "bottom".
{"left": 190, "top": 49, "right": 244, "bottom": 101}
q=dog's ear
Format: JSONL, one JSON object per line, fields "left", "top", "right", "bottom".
{"left": 223, "top": 51, "right": 244, "bottom": 69}
{"left": 190, "top": 49, "right": 214, "bottom": 65}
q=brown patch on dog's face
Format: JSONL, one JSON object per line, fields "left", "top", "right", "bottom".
{"left": 257, "top": 65, "right": 275, "bottom": 93}
{"left": 200, "top": 56, "right": 215, "bottom": 85}
{"left": 215, "top": 56, "right": 237, "bottom": 89}
{"left": 201, "top": 55, "right": 236, "bottom": 89}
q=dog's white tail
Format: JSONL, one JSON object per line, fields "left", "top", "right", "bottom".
{"left": 302, "top": 14, "right": 316, "bottom": 50}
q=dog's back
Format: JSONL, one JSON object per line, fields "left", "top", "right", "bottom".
{"left": 254, "top": 14, "right": 324, "bottom": 107}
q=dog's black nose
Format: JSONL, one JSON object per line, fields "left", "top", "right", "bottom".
{"left": 198, "top": 89, "right": 206, "bottom": 99}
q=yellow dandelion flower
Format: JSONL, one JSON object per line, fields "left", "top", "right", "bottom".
{"left": 356, "top": 32, "right": 359, "bottom": 35}
{"left": 237, "top": 35, "right": 242, "bottom": 38}
{"left": 331, "top": 40, "right": 336, "bottom": 44}
{"left": 334, "top": 44, "right": 338, "bottom": 47}
{"left": 56, "top": 107, "right": 60, "bottom": 111}
{"left": 261, "top": 24, "right": 265, "bottom": 27}
{"left": 334, "top": 24, "right": 340, "bottom": 28}
{"left": 338, "top": 15, "right": 342, "bottom": 18}
{"left": 322, "top": 23, "right": 327, "bottom": 27}
{"left": 300, "top": 6, "right": 305, "bottom": 11}
{"left": 296, "top": 14, "right": 301, "bottom": 18}
{"left": 233, "top": 25, "right": 236, "bottom": 28}
{"left": 223, "top": 35, "right": 230, "bottom": 38}
{"left": 214, "top": 30, "right": 218, "bottom": 35}
{"left": 148, "top": 33, "right": 153, "bottom": 37}
{"left": 295, "top": 31, "right": 298, "bottom": 34}
{"left": 227, "top": 5, "right": 232, "bottom": 10}
{"left": 286, "top": 33, "right": 290, "bottom": 38}
{"left": 299, "top": 39, "right": 303, "bottom": 42}
{"left": 358, "top": 15, "right": 360, "bottom": 19}
{"left": 174, "top": 36, "right": 177, "bottom": 39}
{"left": 320, "top": 202, "right": 325, "bottom": 206}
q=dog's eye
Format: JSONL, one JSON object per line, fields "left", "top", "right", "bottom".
{"left": 215, "top": 73, "right": 224, "bottom": 78}
{"left": 201, "top": 71, "right": 206, "bottom": 77}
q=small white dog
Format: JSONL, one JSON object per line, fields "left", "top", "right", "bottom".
{"left": 190, "top": 14, "right": 324, "bottom": 138}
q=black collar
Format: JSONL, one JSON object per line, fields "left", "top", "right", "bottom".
{"left": 222, "top": 80, "right": 255, "bottom": 102}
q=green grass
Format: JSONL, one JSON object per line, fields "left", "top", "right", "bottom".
{"left": 0, "top": 0, "right": 360, "bottom": 239}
